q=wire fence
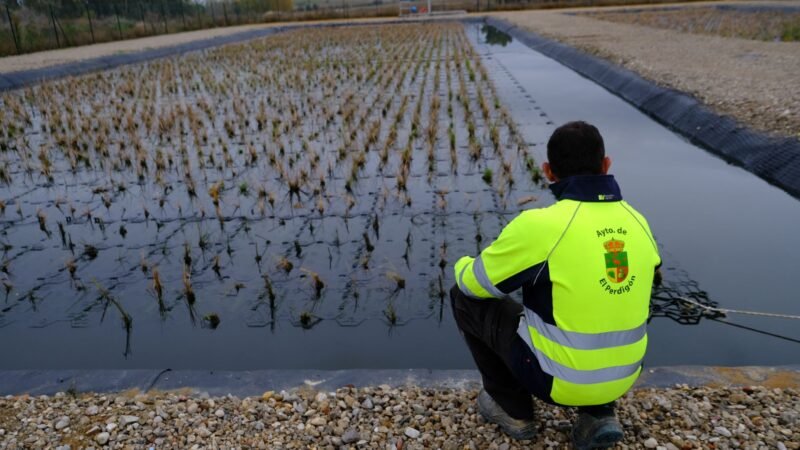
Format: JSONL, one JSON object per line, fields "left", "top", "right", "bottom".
{"left": 1, "top": 0, "right": 698, "bottom": 58}
{"left": 0, "top": 0, "right": 294, "bottom": 57}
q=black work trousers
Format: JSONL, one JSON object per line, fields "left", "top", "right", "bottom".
{"left": 450, "top": 285, "right": 615, "bottom": 420}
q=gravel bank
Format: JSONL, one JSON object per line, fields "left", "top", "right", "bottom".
{"left": 586, "top": 6, "right": 800, "bottom": 42}
{"left": 492, "top": 2, "right": 800, "bottom": 138}
{"left": 0, "top": 23, "right": 272, "bottom": 74}
{"left": 0, "top": 384, "right": 797, "bottom": 449}
{"left": 0, "top": 15, "right": 462, "bottom": 75}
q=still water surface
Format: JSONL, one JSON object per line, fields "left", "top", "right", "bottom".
{"left": 2, "top": 24, "right": 798, "bottom": 369}
{"left": 471, "top": 24, "right": 800, "bottom": 367}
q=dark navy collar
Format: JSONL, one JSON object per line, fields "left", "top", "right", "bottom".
{"left": 549, "top": 175, "right": 623, "bottom": 202}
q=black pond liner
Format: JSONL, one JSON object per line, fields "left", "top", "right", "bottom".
{"left": 483, "top": 16, "right": 800, "bottom": 200}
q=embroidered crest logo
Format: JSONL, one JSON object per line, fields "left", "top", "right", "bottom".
{"left": 603, "top": 238, "right": 629, "bottom": 283}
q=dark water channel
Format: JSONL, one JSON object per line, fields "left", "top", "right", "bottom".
{"left": 1, "top": 24, "right": 798, "bottom": 371}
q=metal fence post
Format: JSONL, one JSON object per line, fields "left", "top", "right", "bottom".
{"left": 138, "top": 0, "right": 148, "bottom": 35}
{"left": 195, "top": 2, "right": 202, "bottom": 28}
{"left": 85, "top": 0, "right": 95, "bottom": 43}
{"left": 54, "top": 13, "right": 70, "bottom": 46}
{"left": 4, "top": 1, "right": 20, "bottom": 54}
{"left": 49, "top": 4, "right": 61, "bottom": 48}
{"left": 209, "top": 1, "right": 217, "bottom": 27}
{"left": 113, "top": 1, "right": 123, "bottom": 39}
{"left": 160, "top": 0, "right": 168, "bottom": 33}
{"left": 179, "top": 0, "right": 186, "bottom": 30}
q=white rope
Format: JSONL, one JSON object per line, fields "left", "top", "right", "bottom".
{"left": 677, "top": 296, "right": 800, "bottom": 320}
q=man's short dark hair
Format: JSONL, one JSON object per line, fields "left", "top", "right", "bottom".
{"left": 546, "top": 121, "right": 605, "bottom": 179}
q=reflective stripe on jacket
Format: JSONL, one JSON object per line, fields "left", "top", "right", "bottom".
{"left": 454, "top": 175, "right": 661, "bottom": 406}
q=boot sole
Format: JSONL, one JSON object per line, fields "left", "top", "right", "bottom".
{"left": 572, "top": 424, "right": 623, "bottom": 449}
{"left": 477, "top": 395, "right": 536, "bottom": 441}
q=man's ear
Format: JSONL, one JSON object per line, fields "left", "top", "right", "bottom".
{"left": 601, "top": 156, "right": 612, "bottom": 174}
{"left": 542, "top": 162, "right": 558, "bottom": 182}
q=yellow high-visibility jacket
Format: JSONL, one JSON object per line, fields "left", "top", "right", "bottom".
{"left": 455, "top": 175, "right": 660, "bottom": 406}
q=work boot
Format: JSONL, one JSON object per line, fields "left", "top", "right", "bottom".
{"left": 570, "top": 411, "right": 624, "bottom": 449}
{"left": 476, "top": 389, "right": 536, "bottom": 440}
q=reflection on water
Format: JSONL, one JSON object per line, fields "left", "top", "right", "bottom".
{"left": 481, "top": 25, "right": 512, "bottom": 47}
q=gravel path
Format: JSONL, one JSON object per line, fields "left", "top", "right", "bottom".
{"left": 493, "top": 2, "right": 800, "bottom": 138}
{"left": 0, "top": 24, "right": 274, "bottom": 74}
{"left": 0, "top": 16, "right": 435, "bottom": 74}
{"left": 0, "top": 384, "right": 797, "bottom": 449}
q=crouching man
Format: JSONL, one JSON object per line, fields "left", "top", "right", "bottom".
{"left": 451, "top": 121, "right": 660, "bottom": 449}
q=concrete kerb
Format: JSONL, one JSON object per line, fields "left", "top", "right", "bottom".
{"left": 0, "top": 366, "right": 798, "bottom": 397}
{"left": 483, "top": 16, "right": 800, "bottom": 200}
{"left": 0, "top": 369, "right": 484, "bottom": 397}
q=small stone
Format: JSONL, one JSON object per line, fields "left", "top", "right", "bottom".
{"left": 443, "top": 441, "right": 458, "bottom": 450}
{"left": 55, "top": 446, "right": 71, "bottom": 450}
{"left": 404, "top": 427, "right": 420, "bottom": 439}
{"left": 86, "top": 405, "right": 99, "bottom": 416}
{"left": 95, "top": 432, "right": 110, "bottom": 445}
{"left": 196, "top": 426, "right": 211, "bottom": 438}
{"left": 780, "top": 411, "right": 798, "bottom": 425}
{"left": 361, "top": 397, "right": 374, "bottom": 409}
{"left": 214, "top": 408, "right": 225, "bottom": 418}
{"left": 120, "top": 415, "right": 139, "bottom": 426}
{"left": 55, "top": 416, "right": 70, "bottom": 430}
{"left": 644, "top": 437, "right": 658, "bottom": 448}
{"left": 315, "top": 392, "right": 328, "bottom": 403}
{"left": 714, "top": 426, "right": 732, "bottom": 437}
{"left": 309, "top": 416, "right": 327, "bottom": 426}
{"left": 342, "top": 428, "right": 360, "bottom": 444}
{"left": 187, "top": 402, "right": 199, "bottom": 414}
